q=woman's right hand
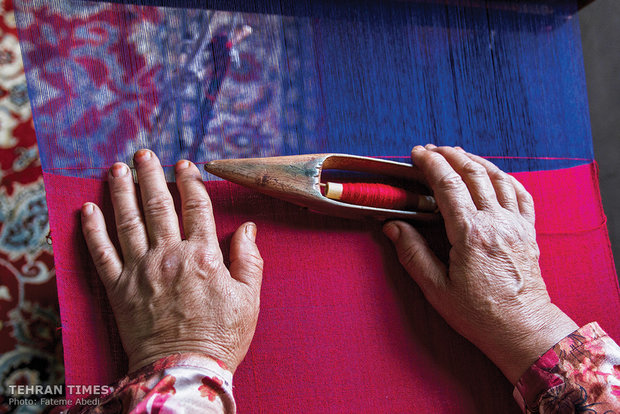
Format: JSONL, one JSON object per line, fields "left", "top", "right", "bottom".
{"left": 383, "top": 145, "right": 578, "bottom": 384}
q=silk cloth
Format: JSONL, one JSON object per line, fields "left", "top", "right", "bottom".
{"left": 12, "top": 0, "right": 620, "bottom": 412}
{"left": 44, "top": 162, "right": 620, "bottom": 413}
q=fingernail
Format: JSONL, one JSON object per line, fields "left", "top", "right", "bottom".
{"left": 134, "top": 149, "right": 152, "bottom": 163}
{"left": 383, "top": 222, "right": 400, "bottom": 241}
{"left": 82, "top": 203, "right": 94, "bottom": 216}
{"left": 176, "top": 160, "right": 191, "bottom": 171}
{"left": 245, "top": 223, "right": 257, "bottom": 241}
{"left": 425, "top": 143, "right": 437, "bottom": 149}
{"left": 412, "top": 145, "right": 425, "bottom": 153}
{"left": 110, "top": 163, "right": 127, "bottom": 178}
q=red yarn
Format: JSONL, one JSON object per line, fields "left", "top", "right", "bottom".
{"left": 338, "top": 183, "right": 419, "bottom": 210}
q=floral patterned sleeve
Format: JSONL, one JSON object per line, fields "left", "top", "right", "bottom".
{"left": 66, "top": 354, "right": 235, "bottom": 413}
{"left": 513, "top": 322, "right": 620, "bottom": 413}
{"left": 61, "top": 323, "right": 620, "bottom": 413}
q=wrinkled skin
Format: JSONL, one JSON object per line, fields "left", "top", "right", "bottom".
{"left": 383, "top": 145, "right": 578, "bottom": 384}
{"left": 81, "top": 149, "right": 263, "bottom": 373}
{"left": 82, "top": 144, "right": 577, "bottom": 387}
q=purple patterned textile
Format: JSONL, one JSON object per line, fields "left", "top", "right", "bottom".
{"left": 15, "top": 1, "right": 323, "bottom": 179}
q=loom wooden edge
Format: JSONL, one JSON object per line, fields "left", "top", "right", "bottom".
{"left": 204, "top": 153, "right": 439, "bottom": 222}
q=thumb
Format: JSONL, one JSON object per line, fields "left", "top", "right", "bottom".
{"left": 229, "top": 222, "right": 264, "bottom": 290}
{"left": 383, "top": 220, "right": 447, "bottom": 296}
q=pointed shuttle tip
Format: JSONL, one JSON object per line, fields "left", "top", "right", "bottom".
{"left": 202, "top": 158, "right": 247, "bottom": 182}
{"left": 204, "top": 159, "right": 227, "bottom": 175}
{"left": 203, "top": 161, "right": 215, "bottom": 173}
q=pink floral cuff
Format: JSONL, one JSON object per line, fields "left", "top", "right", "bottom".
{"left": 69, "top": 353, "right": 236, "bottom": 413}
{"left": 513, "top": 322, "right": 620, "bottom": 413}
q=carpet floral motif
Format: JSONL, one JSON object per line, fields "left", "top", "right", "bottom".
{"left": 0, "top": 1, "right": 63, "bottom": 412}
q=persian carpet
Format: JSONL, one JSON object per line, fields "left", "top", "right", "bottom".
{"left": 0, "top": 1, "right": 64, "bottom": 413}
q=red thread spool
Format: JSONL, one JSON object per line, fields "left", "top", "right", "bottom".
{"left": 324, "top": 182, "right": 436, "bottom": 211}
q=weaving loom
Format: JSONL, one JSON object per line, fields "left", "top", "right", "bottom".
{"left": 10, "top": 0, "right": 620, "bottom": 412}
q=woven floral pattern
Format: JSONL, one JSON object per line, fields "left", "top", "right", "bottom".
{"left": 14, "top": 1, "right": 322, "bottom": 179}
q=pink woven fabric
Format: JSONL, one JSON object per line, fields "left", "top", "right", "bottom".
{"left": 44, "top": 162, "right": 619, "bottom": 413}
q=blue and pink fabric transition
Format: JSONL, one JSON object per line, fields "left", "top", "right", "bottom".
{"left": 13, "top": 0, "right": 620, "bottom": 412}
